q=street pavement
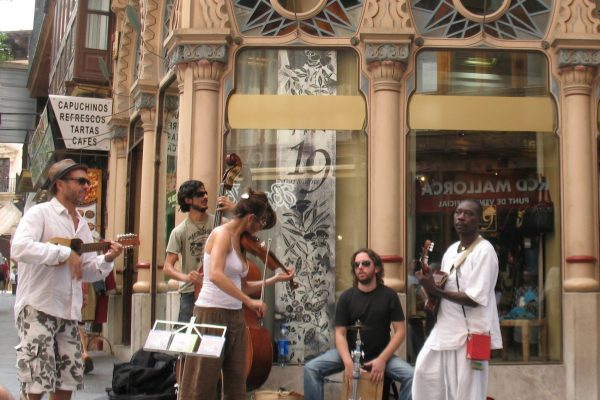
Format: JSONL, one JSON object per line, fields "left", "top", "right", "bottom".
{"left": 0, "top": 292, "right": 119, "bottom": 400}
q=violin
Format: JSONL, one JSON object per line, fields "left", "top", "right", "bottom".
{"left": 240, "top": 232, "right": 299, "bottom": 290}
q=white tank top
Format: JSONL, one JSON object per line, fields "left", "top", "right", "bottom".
{"left": 195, "top": 244, "right": 248, "bottom": 310}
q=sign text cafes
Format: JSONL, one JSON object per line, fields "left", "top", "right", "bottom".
{"left": 48, "top": 95, "right": 112, "bottom": 151}
{"left": 417, "top": 177, "right": 549, "bottom": 212}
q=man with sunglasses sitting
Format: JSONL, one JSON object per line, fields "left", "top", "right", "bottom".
{"left": 12, "top": 158, "right": 124, "bottom": 400}
{"left": 304, "top": 248, "right": 414, "bottom": 400}
{"left": 163, "top": 180, "right": 233, "bottom": 322}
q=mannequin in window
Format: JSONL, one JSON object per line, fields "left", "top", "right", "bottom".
{"left": 503, "top": 270, "right": 540, "bottom": 357}
{"left": 504, "top": 270, "right": 538, "bottom": 320}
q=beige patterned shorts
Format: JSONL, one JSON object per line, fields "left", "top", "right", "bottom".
{"left": 15, "top": 306, "right": 84, "bottom": 395}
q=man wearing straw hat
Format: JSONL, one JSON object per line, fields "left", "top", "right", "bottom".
{"left": 11, "top": 158, "right": 123, "bottom": 400}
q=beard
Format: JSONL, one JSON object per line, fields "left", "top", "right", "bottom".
{"left": 357, "top": 274, "right": 375, "bottom": 285}
{"left": 190, "top": 204, "right": 208, "bottom": 212}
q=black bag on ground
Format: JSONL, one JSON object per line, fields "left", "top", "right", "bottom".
{"left": 106, "top": 349, "right": 177, "bottom": 400}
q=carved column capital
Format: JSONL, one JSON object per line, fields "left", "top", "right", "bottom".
{"left": 168, "top": 44, "right": 228, "bottom": 69}
{"left": 165, "top": 95, "right": 180, "bottom": 112}
{"left": 365, "top": 43, "right": 408, "bottom": 89}
{"left": 113, "top": 137, "right": 127, "bottom": 158}
{"left": 366, "top": 43, "right": 410, "bottom": 64}
{"left": 559, "top": 65, "right": 597, "bottom": 96}
{"left": 111, "top": 126, "right": 127, "bottom": 140}
{"left": 175, "top": 59, "right": 224, "bottom": 93}
{"left": 134, "top": 92, "right": 157, "bottom": 112}
{"left": 138, "top": 107, "right": 155, "bottom": 129}
{"left": 558, "top": 49, "right": 600, "bottom": 68}
{"left": 131, "top": 89, "right": 156, "bottom": 130}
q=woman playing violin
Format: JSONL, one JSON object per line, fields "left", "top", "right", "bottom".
{"left": 179, "top": 188, "right": 294, "bottom": 400}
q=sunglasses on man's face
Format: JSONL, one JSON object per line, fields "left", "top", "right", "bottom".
{"left": 62, "top": 177, "right": 91, "bottom": 186}
{"left": 193, "top": 191, "right": 208, "bottom": 198}
{"left": 352, "top": 260, "right": 373, "bottom": 269}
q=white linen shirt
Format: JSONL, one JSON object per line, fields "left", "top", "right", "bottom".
{"left": 12, "top": 197, "right": 114, "bottom": 321}
{"left": 425, "top": 239, "right": 502, "bottom": 351}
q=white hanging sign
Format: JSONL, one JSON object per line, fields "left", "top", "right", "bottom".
{"left": 49, "top": 95, "right": 112, "bottom": 151}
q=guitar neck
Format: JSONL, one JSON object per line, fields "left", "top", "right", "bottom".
{"left": 80, "top": 242, "right": 111, "bottom": 254}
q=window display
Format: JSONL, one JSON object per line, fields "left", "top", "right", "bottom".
{"left": 407, "top": 49, "right": 561, "bottom": 364}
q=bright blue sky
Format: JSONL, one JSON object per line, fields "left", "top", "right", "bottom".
{"left": 0, "top": 0, "right": 34, "bottom": 31}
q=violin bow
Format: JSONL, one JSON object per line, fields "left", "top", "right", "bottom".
{"left": 259, "top": 238, "right": 272, "bottom": 304}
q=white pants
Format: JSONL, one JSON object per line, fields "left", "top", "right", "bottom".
{"left": 412, "top": 344, "right": 489, "bottom": 400}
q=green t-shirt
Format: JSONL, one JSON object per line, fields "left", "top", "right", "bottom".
{"left": 166, "top": 215, "right": 215, "bottom": 293}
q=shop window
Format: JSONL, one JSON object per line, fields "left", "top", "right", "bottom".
{"left": 225, "top": 48, "right": 366, "bottom": 363}
{"left": 407, "top": 49, "right": 561, "bottom": 364}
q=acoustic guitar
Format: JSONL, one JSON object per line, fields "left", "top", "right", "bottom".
{"left": 48, "top": 233, "right": 140, "bottom": 255}
{"left": 418, "top": 240, "right": 447, "bottom": 317}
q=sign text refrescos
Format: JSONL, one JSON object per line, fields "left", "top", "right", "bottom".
{"left": 49, "top": 95, "right": 112, "bottom": 151}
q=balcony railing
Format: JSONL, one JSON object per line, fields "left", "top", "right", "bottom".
{"left": 0, "top": 178, "right": 17, "bottom": 193}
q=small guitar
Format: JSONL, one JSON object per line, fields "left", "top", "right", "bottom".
{"left": 418, "top": 240, "right": 447, "bottom": 316}
{"left": 48, "top": 233, "right": 140, "bottom": 255}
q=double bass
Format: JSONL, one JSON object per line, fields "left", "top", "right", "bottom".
{"left": 241, "top": 232, "right": 299, "bottom": 390}
{"left": 194, "top": 153, "right": 298, "bottom": 391}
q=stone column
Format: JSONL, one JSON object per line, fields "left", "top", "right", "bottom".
{"left": 133, "top": 93, "right": 156, "bottom": 265}
{"left": 106, "top": 126, "right": 128, "bottom": 283}
{"left": 170, "top": 45, "right": 227, "bottom": 222}
{"left": 557, "top": 49, "right": 600, "bottom": 400}
{"left": 558, "top": 50, "right": 599, "bottom": 292}
{"left": 366, "top": 43, "right": 409, "bottom": 292}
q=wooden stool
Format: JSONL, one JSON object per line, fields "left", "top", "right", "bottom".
{"left": 500, "top": 319, "right": 546, "bottom": 361}
{"left": 342, "top": 371, "right": 383, "bottom": 400}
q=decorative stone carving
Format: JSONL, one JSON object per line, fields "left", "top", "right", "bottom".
{"left": 365, "top": 43, "right": 410, "bottom": 64}
{"left": 558, "top": 50, "right": 599, "bottom": 95}
{"left": 137, "top": 0, "right": 161, "bottom": 83}
{"left": 367, "top": 60, "right": 406, "bottom": 84}
{"left": 110, "top": 0, "right": 129, "bottom": 13}
{"left": 165, "top": 95, "right": 180, "bottom": 112}
{"left": 558, "top": 49, "right": 600, "bottom": 67}
{"left": 362, "top": 0, "right": 413, "bottom": 32}
{"left": 194, "top": 0, "right": 230, "bottom": 30}
{"left": 114, "top": 24, "right": 135, "bottom": 118}
{"left": 365, "top": 44, "right": 408, "bottom": 84}
{"left": 113, "top": 137, "right": 127, "bottom": 159}
{"left": 134, "top": 92, "right": 157, "bottom": 112}
{"left": 111, "top": 126, "right": 128, "bottom": 140}
{"left": 553, "top": 0, "right": 600, "bottom": 36}
{"left": 168, "top": 44, "right": 228, "bottom": 69}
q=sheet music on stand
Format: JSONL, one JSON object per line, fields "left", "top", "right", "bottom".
{"left": 143, "top": 317, "right": 227, "bottom": 358}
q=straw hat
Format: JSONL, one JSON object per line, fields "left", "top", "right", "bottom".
{"left": 46, "top": 159, "right": 88, "bottom": 190}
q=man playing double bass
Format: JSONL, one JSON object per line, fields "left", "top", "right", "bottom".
{"left": 163, "top": 180, "right": 233, "bottom": 322}
{"left": 304, "top": 248, "right": 414, "bottom": 400}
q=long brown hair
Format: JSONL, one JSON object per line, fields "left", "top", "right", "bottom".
{"left": 350, "top": 248, "right": 384, "bottom": 287}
